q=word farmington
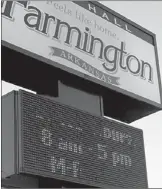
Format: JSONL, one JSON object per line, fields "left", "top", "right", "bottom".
{"left": 2, "top": 1, "right": 153, "bottom": 83}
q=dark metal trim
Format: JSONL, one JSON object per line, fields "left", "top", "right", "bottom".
{"left": 17, "top": 90, "right": 23, "bottom": 173}
{"left": 153, "top": 35, "right": 162, "bottom": 104}
{"left": 89, "top": 1, "right": 156, "bottom": 38}
{"left": 141, "top": 131, "right": 149, "bottom": 189}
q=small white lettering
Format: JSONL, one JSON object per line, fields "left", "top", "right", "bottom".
{"left": 42, "top": 128, "right": 52, "bottom": 146}
{"left": 50, "top": 156, "right": 80, "bottom": 178}
{"left": 103, "top": 127, "right": 132, "bottom": 145}
{"left": 58, "top": 138, "right": 83, "bottom": 154}
{"left": 97, "top": 144, "right": 107, "bottom": 160}
{"left": 51, "top": 156, "right": 66, "bottom": 175}
{"left": 88, "top": 3, "right": 96, "bottom": 14}
{"left": 112, "top": 152, "right": 132, "bottom": 167}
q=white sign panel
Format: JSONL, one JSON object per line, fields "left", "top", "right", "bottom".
{"left": 2, "top": 1, "right": 161, "bottom": 105}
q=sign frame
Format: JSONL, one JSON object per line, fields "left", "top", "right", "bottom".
{"left": 2, "top": 1, "right": 162, "bottom": 109}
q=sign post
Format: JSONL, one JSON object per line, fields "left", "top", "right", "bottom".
{"left": 2, "top": 1, "right": 162, "bottom": 188}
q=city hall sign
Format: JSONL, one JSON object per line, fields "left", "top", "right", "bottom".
{"left": 2, "top": 1, "right": 162, "bottom": 106}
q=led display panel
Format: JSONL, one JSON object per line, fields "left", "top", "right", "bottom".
{"left": 18, "top": 90, "right": 147, "bottom": 188}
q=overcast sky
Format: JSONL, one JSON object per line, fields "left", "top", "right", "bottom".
{"left": 1, "top": 1, "right": 162, "bottom": 188}
{"left": 100, "top": 1, "right": 162, "bottom": 188}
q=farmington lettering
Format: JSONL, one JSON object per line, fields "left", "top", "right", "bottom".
{"left": 2, "top": 1, "right": 153, "bottom": 83}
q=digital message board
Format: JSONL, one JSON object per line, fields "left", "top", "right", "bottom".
{"left": 17, "top": 90, "right": 148, "bottom": 188}
{"left": 2, "top": 1, "right": 162, "bottom": 108}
